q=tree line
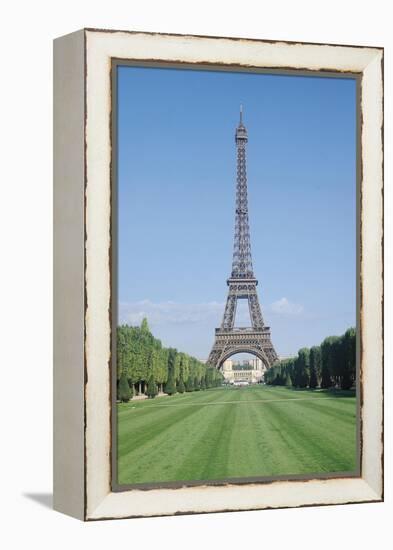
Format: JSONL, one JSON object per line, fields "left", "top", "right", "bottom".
{"left": 117, "top": 318, "right": 224, "bottom": 401}
{"left": 264, "top": 327, "right": 356, "bottom": 390}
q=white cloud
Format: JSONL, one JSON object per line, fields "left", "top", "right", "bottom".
{"left": 269, "top": 297, "right": 304, "bottom": 316}
{"left": 119, "top": 297, "right": 305, "bottom": 327}
{"left": 119, "top": 299, "right": 224, "bottom": 326}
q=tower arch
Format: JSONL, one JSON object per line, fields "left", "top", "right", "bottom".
{"left": 218, "top": 348, "right": 270, "bottom": 370}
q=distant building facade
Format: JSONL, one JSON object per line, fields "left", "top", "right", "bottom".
{"left": 222, "top": 357, "right": 267, "bottom": 384}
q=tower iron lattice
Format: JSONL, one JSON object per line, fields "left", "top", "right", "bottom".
{"left": 207, "top": 107, "right": 278, "bottom": 369}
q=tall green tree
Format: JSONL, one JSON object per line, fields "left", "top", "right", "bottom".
{"left": 186, "top": 376, "right": 194, "bottom": 392}
{"left": 321, "top": 336, "right": 338, "bottom": 388}
{"left": 117, "top": 321, "right": 226, "bottom": 396}
{"left": 140, "top": 317, "right": 150, "bottom": 333}
{"left": 294, "top": 348, "right": 310, "bottom": 388}
{"left": 178, "top": 375, "right": 185, "bottom": 393}
{"left": 165, "top": 372, "right": 177, "bottom": 395}
{"left": 118, "top": 371, "right": 132, "bottom": 402}
{"left": 146, "top": 373, "right": 158, "bottom": 398}
{"left": 265, "top": 329, "right": 356, "bottom": 391}
{"left": 309, "top": 346, "right": 321, "bottom": 388}
{"left": 342, "top": 328, "right": 356, "bottom": 389}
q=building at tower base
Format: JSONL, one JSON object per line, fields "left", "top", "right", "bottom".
{"left": 222, "top": 358, "right": 266, "bottom": 385}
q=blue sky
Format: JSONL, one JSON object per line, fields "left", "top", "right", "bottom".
{"left": 117, "top": 65, "right": 357, "bottom": 358}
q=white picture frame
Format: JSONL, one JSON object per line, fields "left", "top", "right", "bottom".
{"left": 53, "top": 28, "right": 383, "bottom": 520}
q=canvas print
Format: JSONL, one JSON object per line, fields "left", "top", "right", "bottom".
{"left": 114, "top": 64, "right": 358, "bottom": 488}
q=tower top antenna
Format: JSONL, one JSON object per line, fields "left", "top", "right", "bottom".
{"left": 235, "top": 104, "right": 247, "bottom": 141}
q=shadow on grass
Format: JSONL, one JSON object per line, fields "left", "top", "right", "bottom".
{"left": 283, "top": 387, "right": 356, "bottom": 398}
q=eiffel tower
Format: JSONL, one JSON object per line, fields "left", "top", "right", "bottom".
{"left": 207, "top": 107, "right": 278, "bottom": 369}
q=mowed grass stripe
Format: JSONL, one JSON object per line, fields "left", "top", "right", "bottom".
{"left": 181, "top": 394, "right": 354, "bottom": 479}
{"left": 117, "top": 388, "right": 232, "bottom": 428}
{"left": 123, "top": 396, "right": 350, "bottom": 409}
{"left": 203, "top": 391, "right": 266, "bottom": 479}
{"left": 121, "top": 384, "right": 342, "bottom": 413}
{"left": 254, "top": 399, "right": 356, "bottom": 474}
{"left": 118, "top": 388, "right": 240, "bottom": 461}
{"left": 297, "top": 397, "right": 357, "bottom": 426}
{"left": 117, "top": 385, "right": 357, "bottom": 484}
{"left": 118, "top": 387, "right": 234, "bottom": 417}
{"left": 173, "top": 402, "right": 237, "bottom": 481}
{"left": 118, "top": 399, "right": 234, "bottom": 484}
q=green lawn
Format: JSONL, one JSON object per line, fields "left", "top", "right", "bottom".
{"left": 117, "top": 385, "right": 357, "bottom": 485}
